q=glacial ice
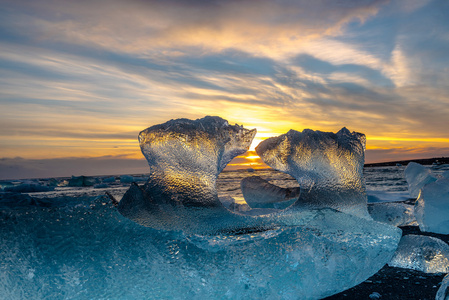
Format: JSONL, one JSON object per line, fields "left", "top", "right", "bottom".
{"left": 0, "top": 194, "right": 401, "bottom": 300}
{"left": 444, "top": 170, "right": 449, "bottom": 179}
{"left": 404, "top": 162, "right": 437, "bottom": 198}
{"left": 256, "top": 127, "right": 370, "bottom": 219}
{"left": 68, "top": 175, "right": 98, "bottom": 187}
{"left": 368, "top": 202, "right": 416, "bottom": 227}
{"left": 414, "top": 178, "right": 449, "bottom": 234}
{"left": 388, "top": 234, "right": 449, "bottom": 273}
{"left": 240, "top": 176, "right": 300, "bottom": 209}
{"left": 114, "top": 117, "right": 402, "bottom": 297}
{"left": 436, "top": 274, "right": 449, "bottom": 300}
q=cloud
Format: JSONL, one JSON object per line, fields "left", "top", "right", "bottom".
{"left": 2, "top": 0, "right": 387, "bottom": 58}
{"left": 1, "top": 0, "right": 449, "bottom": 179}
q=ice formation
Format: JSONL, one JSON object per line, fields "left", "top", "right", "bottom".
{"left": 114, "top": 117, "right": 402, "bottom": 297}
{"left": 404, "top": 162, "right": 437, "bottom": 198}
{"left": 388, "top": 235, "right": 449, "bottom": 273}
{"left": 436, "top": 274, "right": 449, "bottom": 300}
{"left": 0, "top": 194, "right": 401, "bottom": 299}
{"left": 256, "top": 127, "right": 370, "bottom": 219}
{"left": 68, "top": 175, "right": 98, "bottom": 187}
{"left": 118, "top": 116, "right": 271, "bottom": 234}
{"left": 414, "top": 178, "right": 449, "bottom": 234}
{"left": 240, "top": 176, "right": 300, "bottom": 209}
{"left": 368, "top": 202, "right": 416, "bottom": 227}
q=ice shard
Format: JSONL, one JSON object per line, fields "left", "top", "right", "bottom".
{"left": 256, "top": 127, "right": 370, "bottom": 219}
{"left": 368, "top": 202, "right": 416, "bottom": 227}
{"left": 240, "top": 176, "right": 300, "bottom": 209}
{"left": 414, "top": 178, "right": 449, "bottom": 234}
{"left": 118, "top": 116, "right": 271, "bottom": 235}
{"left": 0, "top": 194, "right": 401, "bottom": 300}
{"left": 404, "top": 162, "right": 437, "bottom": 198}
{"left": 436, "top": 274, "right": 449, "bottom": 300}
{"left": 388, "top": 234, "right": 449, "bottom": 273}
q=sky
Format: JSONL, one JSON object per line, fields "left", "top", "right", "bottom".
{"left": 1, "top": 0, "right": 449, "bottom": 180}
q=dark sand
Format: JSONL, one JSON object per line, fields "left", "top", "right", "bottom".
{"left": 324, "top": 225, "right": 449, "bottom": 300}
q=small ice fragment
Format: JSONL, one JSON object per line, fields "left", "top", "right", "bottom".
{"left": 102, "top": 176, "right": 116, "bottom": 183}
{"left": 240, "top": 176, "right": 299, "bottom": 209}
{"left": 368, "top": 202, "right": 416, "bottom": 226}
{"left": 388, "top": 234, "right": 449, "bottom": 273}
{"left": 120, "top": 175, "right": 135, "bottom": 183}
{"left": 414, "top": 178, "right": 449, "bottom": 234}
{"left": 436, "top": 274, "right": 449, "bottom": 300}
{"left": 404, "top": 162, "right": 437, "bottom": 198}
{"left": 366, "top": 190, "right": 410, "bottom": 203}
{"left": 256, "top": 127, "right": 370, "bottom": 219}
{"left": 68, "top": 176, "right": 98, "bottom": 187}
{"left": 369, "top": 292, "right": 382, "bottom": 299}
{"left": 443, "top": 170, "right": 449, "bottom": 180}
{"left": 94, "top": 183, "right": 109, "bottom": 189}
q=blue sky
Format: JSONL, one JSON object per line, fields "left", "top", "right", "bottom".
{"left": 1, "top": 0, "right": 449, "bottom": 179}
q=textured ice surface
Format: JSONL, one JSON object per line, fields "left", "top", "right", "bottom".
{"left": 0, "top": 195, "right": 401, "bottom": 300}
{"left": 240, "top": 176, "right": 300, "bottom": 209}
{"left": 114, "top": 118, "right": 402, "bottom": 297}
{"left": 67, "top": 175, "right": 98, "bottom": 187}
{"left": 404, "top": 162, "right": 437, "bottom": 198}
{"left": 436, "top": 274, "right": 449, "bottom": 300}
{"left": 388, "top": 234, "right": 449, "bottom": 273}
{"left": 366, "top": 191, "right": 410, "bottom": 203}
{"left": 368, "top": 202, "right": 416, "bottom": 226}
{"left": 414, "top": 178, "right": 449, "bottom": 234}
{"left": 256, "top": 127, "right": 370, "bottom": 219}
{"left": 118, "top": 116, "right": 275, "bottom": 234}
{"left": 444, "top": 170, "right": 449, "bottom": 179}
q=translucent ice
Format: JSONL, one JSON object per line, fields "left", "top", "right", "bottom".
{"left": 404, "top": 162, "right": 437, "bottom": 198}
{"left": 436, "top": 274, "right": 449, "bottom": 300}
{"left": 0, "top": 195, "right": 401, "bottom": 299}
{"left": 118, "top": 116, "right": 269, "bottom": 234}
{"left": 68, "top": 175, "right": 98, "bottom": 187}
{"left": 368, "top": 202, "right": 416, "bottom": 227}
{"left": 240, "top": 176, "right": 300, "bottom": 209}
{"left": 115, "top": 117, "right": 402, "bottom": 297}
{"left": 256, "top": 127, "right": 370, "bottom": 219}
{"left": 388, "top": 234, "right": 449, "bottom": 273}
{"left": 443, "top": 170, "right": 449, "bottom": 179}
{"left": 414, "top": 178, "right": 449, "bottom": 234}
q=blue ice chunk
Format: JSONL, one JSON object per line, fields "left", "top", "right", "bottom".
{"left": 240, "top": 176, "right": 299, "bottom": 209}
{"left": 368, "top": 202, "right": 416, "bottom": 227}
{"left": 68, "top": 175, "right": 98, "bottom": 187}
{"left": 256, "top": 127, "right": 370, "bottom": 219}
{"left": 436, "top": 274, "right": 449, "bottom": 300}
{"left": 388, "top": 234, "right": 449, "bottom": 273}
{"left": 0, "top": 195, "right": 401, "bottom": 299}
{"left": 102, "top": 176, "right": 116, "bottom": 183}
{"left": 404, "top": 162, "right": 437, "bottom": 198}
{"left": 414, "top": 178, "right": 449, "bottom": 234}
